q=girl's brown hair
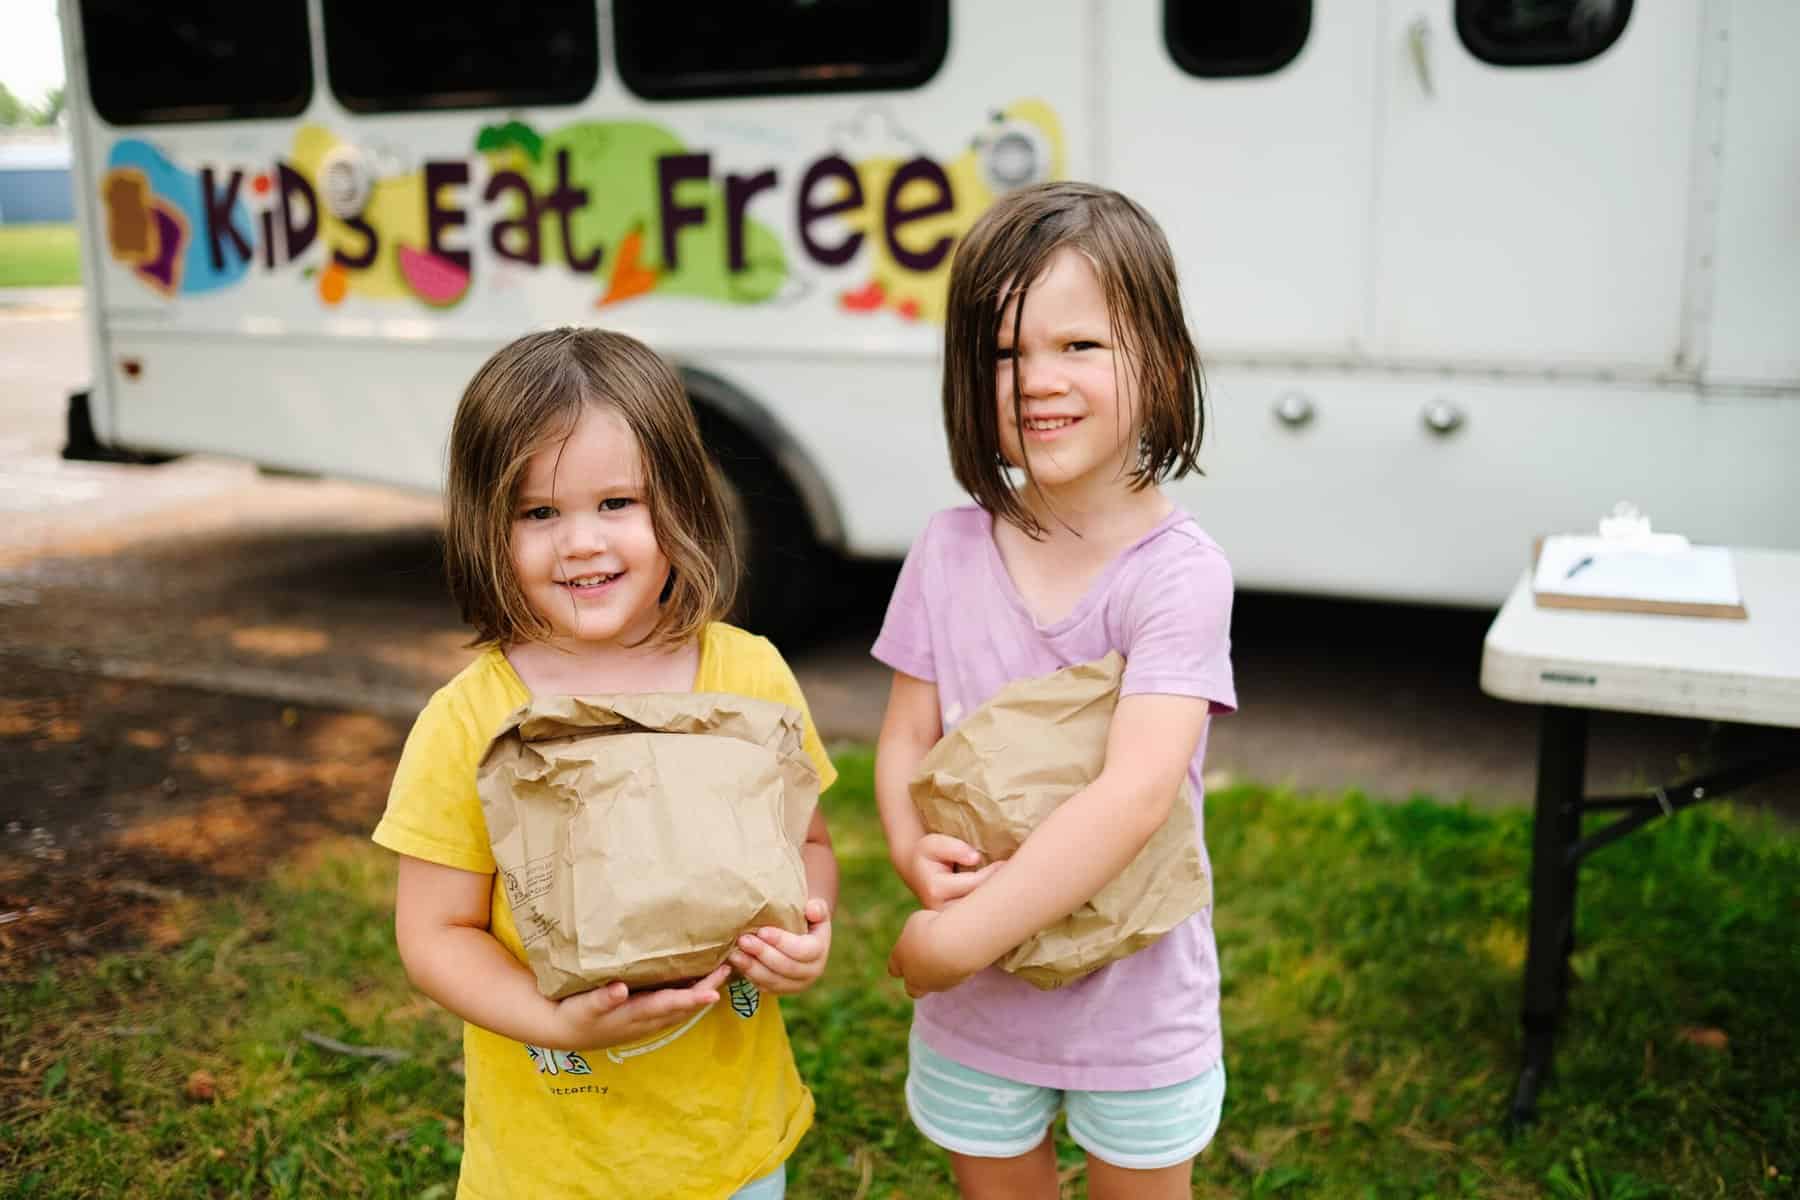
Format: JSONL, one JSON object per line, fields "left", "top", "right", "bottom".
{"left": 444, "top": 327, "right": 738, "bottom": 649}
{"left": 942, "top": 181, "right": 1206, "bottom": 536}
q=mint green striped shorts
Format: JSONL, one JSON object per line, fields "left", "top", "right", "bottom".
{"left": 905, "top": 1034, "right": 1227, "bottom": 1170}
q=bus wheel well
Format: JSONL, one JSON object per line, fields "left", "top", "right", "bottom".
{"left": 684, "top": 377, "right": 838, "bottom": 644}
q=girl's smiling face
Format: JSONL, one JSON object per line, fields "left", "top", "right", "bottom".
{"left": 994, "top": 246, "right": 1142, "bottom": 509}
{"left": 509, "top": 405, "right": 670, "bottom": 652}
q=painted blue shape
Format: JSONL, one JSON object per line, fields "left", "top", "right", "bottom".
{"left": 107, "top": 138, "right": 253, "bottom": 294}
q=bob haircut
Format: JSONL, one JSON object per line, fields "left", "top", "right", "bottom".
{"left": 444, "top": 327, "right": 738, "bottom": 649}
{"left": 942, "top": 181, "right": 1206, "bottom": 537}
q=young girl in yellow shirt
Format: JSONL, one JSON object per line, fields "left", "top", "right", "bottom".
{"left": 374, "top": 327, "right": 837, "bottom": 1199}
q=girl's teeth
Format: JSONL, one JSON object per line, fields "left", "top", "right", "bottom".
{"left": 1027, "top": 418, "right": 1074, "bottom": 430}
{"left": 566, "top": 574, "right": 615, "bottom": 587}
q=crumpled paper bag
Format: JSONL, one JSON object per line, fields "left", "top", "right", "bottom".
{"left": 909, "top": 653, "right": 1210, "bottom": 989}
{"left": 477, "top": 692, "right": 819, "bottom": 999}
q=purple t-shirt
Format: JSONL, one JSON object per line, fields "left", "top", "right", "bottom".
{"left": 872, "top": 504, "right": 1237, "bottom": 1091}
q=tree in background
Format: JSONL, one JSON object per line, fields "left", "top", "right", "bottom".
{"left": 0, "top": 81, "right": 64, "bottom": 126}
{"left": 0, "top": 82, "right": 27, "bottom": 126}
{"left": 37, "top": 86, "right": 64, "bottom": 126}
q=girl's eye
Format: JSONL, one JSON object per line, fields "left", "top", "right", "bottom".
{"left": 995, "top": 347, "right": 1016, "bottom": 363}
{"left": 1068, "top": 340, "right": 1100, "bottom": 352}
{"left": 599, "top": 497, "right": 635, "bottom": 512}
{"left": 522, "top": 505, "right": 557, "bottom": 521}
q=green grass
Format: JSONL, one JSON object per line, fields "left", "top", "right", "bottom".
{"left": 3, "top": 753, "right": 1796, "bottom": 1198}
{"left": 0, "top": 223, "right": 81, "bottom": 287}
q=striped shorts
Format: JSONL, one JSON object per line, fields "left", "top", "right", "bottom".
{"left": 905, "top": 1034, "right": 1226, "bottom": 1171}
{"left": 727, "top": 1164, "right": 784, "bottom": 1199}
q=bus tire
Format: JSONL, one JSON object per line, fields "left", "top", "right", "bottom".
{"left": 61, "top": 390, "right": 173, "bottom": 464}
{"left": 696, "top": 412, "right": 830, "bottom": 647}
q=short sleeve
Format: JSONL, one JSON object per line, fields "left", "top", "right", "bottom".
{"left": 870, "top": 515, "right": 937, "bottom": 682}
{"left": 747, "top": 636, "right": 840, "bottom": 794}
{"left": 1118, "top": 538, "right": 1237, "bottom": 714}
{"left": 372, "top": 687, "right": 498, "bottom": 874}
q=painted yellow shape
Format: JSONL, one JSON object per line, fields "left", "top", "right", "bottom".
{"left": 289, "top": 125, "right": 427, "bottom": 301}
{"left": 844, "top": 99, "right": 1067, "bottom": 325}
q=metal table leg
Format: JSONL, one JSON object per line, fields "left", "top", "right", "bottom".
{"left": 1509, "top": 705, "right": 1587, "bottom": 1130}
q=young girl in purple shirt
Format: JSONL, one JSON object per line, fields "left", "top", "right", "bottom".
{"left": 873, "top": 182, "right": 1237, "bottom": 1199}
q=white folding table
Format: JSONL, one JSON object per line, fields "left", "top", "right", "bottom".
{"left": 1480, "top": 547, "right": 1800, "bottom": 1126}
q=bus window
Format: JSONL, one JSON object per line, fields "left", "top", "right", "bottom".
{"left": 78, "top": 0, "right": 312, "bottom": 125}
{"left": 321, "top": 1, "right": 599, "bottom": 113}
{"left": 614, "top": 0, "right": 949, "bottom": 101}
{"left": 1457, "top": 0, "right": 1633, "bottom": 67}
{"left": 1164, "top": 1, "right": 1311, "bottom": 79}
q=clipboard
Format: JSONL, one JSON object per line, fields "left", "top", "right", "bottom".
{"left": 1531, "top": 535, "right": 1748, "bottom": 620}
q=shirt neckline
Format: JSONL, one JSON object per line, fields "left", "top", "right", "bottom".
{"left": 981, "top": 506, "right": 1190, "bottom": 637}
{"left": 493, "top": 624, "right": 712, "bottom": 697}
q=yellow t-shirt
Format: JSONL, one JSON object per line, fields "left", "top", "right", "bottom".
{"left": 373, "top": 623, "right": 837, "bottom": 1200}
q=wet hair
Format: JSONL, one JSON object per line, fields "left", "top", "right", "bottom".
{"left": 444, "top": 327, "right": 738, "bottom": 649}
{"left": 942, "top": 181, "right": 1206, "bottom": 537}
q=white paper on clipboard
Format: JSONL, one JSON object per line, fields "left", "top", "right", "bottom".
{"left": 1532, "top": 535, "right": 1741, "bottom": 608}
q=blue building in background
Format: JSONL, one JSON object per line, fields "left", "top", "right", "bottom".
{"left": 0, "top": 134, "right": 74, "bottom": 223}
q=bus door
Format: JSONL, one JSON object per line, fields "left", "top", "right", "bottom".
{"left": 1370, "top": 0, "right": 1699, "bottom": 369}
{"left": 1103, "top": 1, "right": 1371, "bottom": 359}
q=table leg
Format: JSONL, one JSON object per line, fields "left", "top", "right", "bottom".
{"left": 1509, "top": 705, "right": 1587, "bottom": 1130}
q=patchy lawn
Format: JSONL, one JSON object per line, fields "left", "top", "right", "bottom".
{"left": 0, "top": 223, "right": 80, "bottom": 288}
{"left": 2, "top": 671, "right": 1795, "bottom": 1197}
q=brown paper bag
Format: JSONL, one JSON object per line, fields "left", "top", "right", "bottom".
{"left": 477, "top": 692, "right": 819, "bottom": 999}
{"left": 909, "top": 653, "right": 1210, "bottom": 990}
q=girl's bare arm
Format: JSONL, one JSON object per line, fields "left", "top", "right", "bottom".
{"left": 394, "top": 855, "right": 727, "bottom": 1051}
{"left": 874, "top": 671, "right": 997, "bottom": 906}
{"left": 889, "top": 692, "right": 1210, "bottom": 992}
{"left": 800, "top": 803, "right": 838, "bottom": 914}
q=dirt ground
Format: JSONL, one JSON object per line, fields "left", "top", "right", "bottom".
{"left": 0, "top": 662, "right": 404, "bottom": 979}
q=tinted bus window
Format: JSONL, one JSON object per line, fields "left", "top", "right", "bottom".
{"left": 615, "top": 0, "right": 949, "bottom": 101}
{"left": 79, "top": 0, "right": 312, "bottom": 125}
{"left": 1165, "top": 1, "right": 1311, "bottom": 79}
{"left": 1457, "top": 0, "right": 1632, "bottom": 66}
{"left": 322, "top": 1, "right": 599, "bottom": 113}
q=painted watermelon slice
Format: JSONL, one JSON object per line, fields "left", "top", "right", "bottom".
{"left": 397, "top": 244, "right": 471, "bottom": 308}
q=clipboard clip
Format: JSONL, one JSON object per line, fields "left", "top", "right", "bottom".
{"left": 1597, "top": 501, "right": 1688, "bottom": 553}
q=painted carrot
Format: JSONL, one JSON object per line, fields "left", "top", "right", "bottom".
{"left": 598, "top": 223, "right": 658, "bottom": 307}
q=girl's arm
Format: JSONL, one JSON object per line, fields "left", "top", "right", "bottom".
{"left": 800, "top": 803, "right": 839, "bottom": 914}
{"left": 395, "top": 854, "right": 729, "bottom": 1051}
{"left": 887, "top": 692, "right": 1211, "bottom": 995}
{"left": 875, "top": 670, "right": 1000, "bottom": 907}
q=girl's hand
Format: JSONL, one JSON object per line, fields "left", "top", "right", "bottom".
{"left": 550, "top": 964, "right": 730, "bottom": 1050}
{"left": 905, "top": 834, "right": 1002, "bottom": 909}
{"left": 730, "top": 898, "right": 832, "bottom": 995}
{"left": 887, "top": 909, "right": 977, "bottom": 998}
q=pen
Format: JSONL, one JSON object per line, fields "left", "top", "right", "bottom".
{"left": 1564, "top": 555, "right": 1596, "bottom": 580}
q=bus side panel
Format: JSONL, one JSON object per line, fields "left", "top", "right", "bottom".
{"left": 83, "top": 0, "right": 1091, "bottom": 503}
{"left": 102, "top": 333, "right": 482, "bottom": 490}
{"left": 1190, "top": 372, "right": 1800, "bottom": 605}
{"left": 1705, "top": 4, "right": 1800, "bottom": 386}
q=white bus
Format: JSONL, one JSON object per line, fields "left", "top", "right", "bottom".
{"left": 58, "top": 1, "right": 1800, "bottom": 631}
